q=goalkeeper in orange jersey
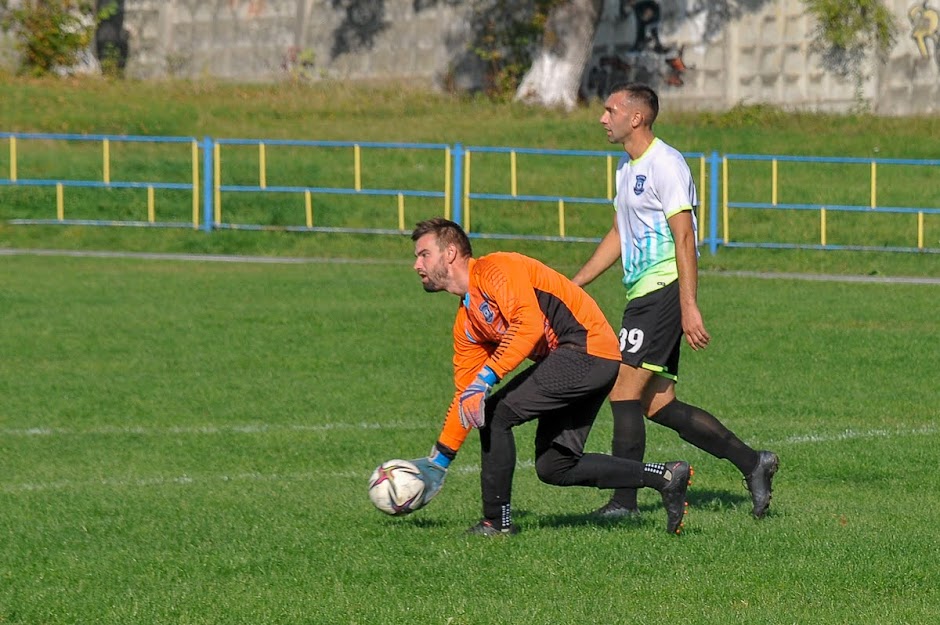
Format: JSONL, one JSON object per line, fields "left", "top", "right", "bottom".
{"left": 407, "top": 217, "right": 691, "bottom": 536}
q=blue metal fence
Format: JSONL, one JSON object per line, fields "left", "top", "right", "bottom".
{"left": 1, "top": 132, "right": 201, "bottom": 229}
{"left": 717, "top": 153, "right": 940, "bottom": 254}
{"left": 2, "top": 132, "right": 939, "bottom": 254}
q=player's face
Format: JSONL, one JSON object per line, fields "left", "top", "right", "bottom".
{"left": 600, "top": 92, "right": 635, "bottom": 144}
{"left": 413, "top": 233, "right": 449, "bottom": 292}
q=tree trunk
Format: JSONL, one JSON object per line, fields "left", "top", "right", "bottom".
{"left": 514, "top": 0, "right": 604, "bottom": 110}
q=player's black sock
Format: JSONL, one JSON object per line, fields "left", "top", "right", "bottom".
{"left": 488, "top": 503, "right": 512, "bottom": 530}
{"left": 650, "top": 400, "right": 759, "bottom": 475}
{"left": 609, "top": 400, "right": 645, "bottom": 508}
{"left": 641, "top": 462, "right": 670, "bottom": 490}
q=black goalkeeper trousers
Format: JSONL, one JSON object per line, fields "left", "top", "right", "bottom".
{"left": 477, "top": 349, "right": 646, "bottom": 521}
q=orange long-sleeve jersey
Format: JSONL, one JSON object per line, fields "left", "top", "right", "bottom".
{"left": 436, "top": 252, "right": 621, "bottom": 453}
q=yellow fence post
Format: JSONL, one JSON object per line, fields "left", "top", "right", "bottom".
{"left": 102, "top": 138, "right": 110, "bottom": 185}
{"left": 147, "top": 186, "right": 155, "bottom": 222}
{"left": 510, "top": 150, "right": 517, "bottom": 197}
{"left": 9, "top": 136, "right": 16, "bottom": 182}
{"left": 698, "top": 156, "right": 706, "bottom": 243}
{"left": 305, "top": 190, "right": 313, "bottom": 227}
{"left": 191, "top": 140, "right": 199, "bottom": 229}
{"left": 870, "top": 161, "right": 877, "bottom": 208}
{"left": 918, "top": 212, "right": 924, "bottom": 249}
{"left": 214, "top": 143, "right": 222, "bottom": 225}
{"left": 354, "top": 144, "right": 361, "bottom": 191}
{"left": 398, "top": 193, "right": 405, "bottom": 231}
{"left": 56, "top": 183, "right": 64, "bottom": 220}
{"left": 444, "top": 147, "right": 451, "bottom": 219}
{"left": 259, "top": 142, "right": 267, "bottom": 189}
{"left": 606, "top": 155, "right": 613, "bottom": 201}
{"left": 558, "top": 199, "right": 566, "bottom": 238}
{"left": 771, "top": 159, "right": 777, "bottom": 206}
{"left": 820, "top": 207, "right": 827, "bottom": 246}
{"left": 722, "top": 156, "right": 729, "bottom": 243}
{"left": 464, "top": 150, "right": 471, "bottom": 232}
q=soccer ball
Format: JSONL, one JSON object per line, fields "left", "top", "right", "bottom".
{"left": 368, "top": 459, "right": 426, "bottom": 516}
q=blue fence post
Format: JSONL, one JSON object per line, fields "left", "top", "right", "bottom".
{"left": 708, "top": 150, "right": 720, "bottom": 255}
{"left": 202, "top": 136, "right": 213, "bottom": 233}
{"left": 451, "top": 142, "right": 463, "bottom": 226}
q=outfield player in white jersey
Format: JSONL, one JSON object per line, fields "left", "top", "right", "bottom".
{"left": 572, "top": 83, "right": 779, "bottom": 519}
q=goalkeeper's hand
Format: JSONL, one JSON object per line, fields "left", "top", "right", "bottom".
{"left": 459, "top": 366, "right": 498, "bottom": 429}
{"left": 410, "top": 447, "right": 450, "bottom": 507}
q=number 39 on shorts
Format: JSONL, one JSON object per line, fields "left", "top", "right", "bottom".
{"left": 620, "top": 327, "right": 644, "bottom": 353}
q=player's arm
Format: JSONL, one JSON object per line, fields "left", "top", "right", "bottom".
{"left": 440, "top": 319, "right": 491, "bottom": 446}
{"left": 411, "top": 312, "right": 489, "bottom": 507}
{"left": 667, "top": 210, "right": 710, "bottom": 351}
{"left": 571, "top": 218, "right": 621, "bottom": 288}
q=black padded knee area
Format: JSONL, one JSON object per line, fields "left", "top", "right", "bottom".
{"left": 535, "top": 444, "right": 645, "bottom": 489}
{"left": 535, "top": 444, "right": 577, "bottom": 486}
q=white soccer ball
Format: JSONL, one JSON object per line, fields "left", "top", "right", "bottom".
{"left": 368, "top": 459, "right": 426, "bottom": 516}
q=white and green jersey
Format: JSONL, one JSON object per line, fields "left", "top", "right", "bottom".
{"left": 613, "top": 137, "right": 698, "bottom": 300}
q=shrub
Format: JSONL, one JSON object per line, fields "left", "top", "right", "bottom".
{"left": 0, "top": 0, "right": 114, "bottom": 76}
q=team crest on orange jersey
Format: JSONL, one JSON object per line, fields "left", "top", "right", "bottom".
{"left": 479, "top": 300, "right": 495, "bottom": 323}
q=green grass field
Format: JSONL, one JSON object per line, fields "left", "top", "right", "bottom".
{"left": 1, "top": 77, "right": 940, "bottom": 623}
{"left": 2, "top": 250, "right": 939, "bottom": 624}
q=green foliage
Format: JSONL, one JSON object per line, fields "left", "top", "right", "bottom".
{"left": 698, "top": 103, "right": 793, "bottom": 129}
{"left": 0, "top": 0, "right": 115, "bottom": 76}
{"left": 801, "top": 0, "right": 899, "bottom": 103}
{"left": 469, "top": 0, "right": 564, "bottom": 100}
{"left": 802, "top": 0, "right": 897, "bottom": 60}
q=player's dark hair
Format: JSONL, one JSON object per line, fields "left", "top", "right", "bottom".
{"left": 411, "top": 217, "right": 472, "bottom": 257}
{"left": 607, "top": 82, "right": 659, "bottom": 126}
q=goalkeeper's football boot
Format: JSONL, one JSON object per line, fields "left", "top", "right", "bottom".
{"left": 659, "top": 461, "right": 692, "bottom": 535}
{"left": 745, "top": 450, "right": 779, "bottom": 518}
{"left": 466, "top": 519, "right": 519, "bottom": 537}
{"left": 592, "top": 500, "right": 640, "bottom": 518}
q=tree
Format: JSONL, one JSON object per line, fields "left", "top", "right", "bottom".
{"left": 514, "top": 0, "right": 603, "bottom": 110}
{"left": 418, "top": 0, "right": 602, "bottom": 107}
{"left": 0, "top": 0, "right": 116, "bottom": 76}
{"left": 801, "top": 0, "right": 898, "bottom": 102}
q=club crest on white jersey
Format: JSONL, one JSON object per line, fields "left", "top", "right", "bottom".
{"left": 633, "top": 175, "right": 647, "bottom": 195}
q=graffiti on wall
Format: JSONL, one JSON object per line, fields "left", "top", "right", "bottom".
{"left": 581, "top": 0, "right": 689, "bottom": 99}
{"left": 227, "top": 0, "right": 266, "bottom": 18}
{"left": 910, "top": 2, "right": 940, "bottom": 68}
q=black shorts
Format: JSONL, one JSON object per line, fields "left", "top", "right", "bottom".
{"left": 618, "top": 279, "right": 682, "bottom": 381}
{"left": 488, "top": 348, "right": 619, "bottom": 455}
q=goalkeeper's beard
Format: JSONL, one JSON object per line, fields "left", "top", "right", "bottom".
{"left": 420, "top": 266, "right": 448, "bottom": 292}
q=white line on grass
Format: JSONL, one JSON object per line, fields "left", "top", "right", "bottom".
{"left": 779, "top": 424, "right": 938, "bottom": 444}
{"left": 0, "top": 247, "right": 412, "bottom": 266}
{"left": 0, "top": 422, "right": 428, "bottom": 437}
{"left": 3, "top": 422, "right": 935, "bottom": 441}
{"left": 1, "top": 463, "right": 509, "bottom": 494}
{"left": 1, "top": 424, "right": 936, "bottom": 494}
{"left": 706, "top": 270, "right": 940, "bottom": 286}
{"left": 3, "top": 247, "right": 939, "bottom": 284}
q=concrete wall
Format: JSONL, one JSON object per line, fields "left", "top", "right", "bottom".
{"left": 115, "top": 0, "right": 475, "bottom": 86}
{"left": 584, "top": 0, "right": 940, "bottom": 115}
{"left": 2, "top": 0, "right": 939, "bottom": 115}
